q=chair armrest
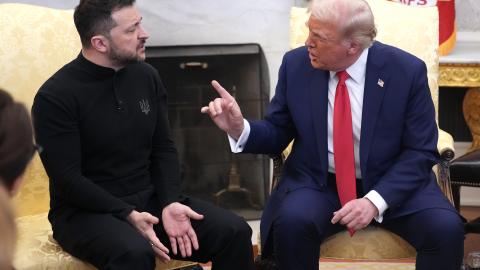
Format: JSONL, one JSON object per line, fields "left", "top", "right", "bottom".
{"left": 270, "top": 154, "right": 284, "bottom": 193}
{"left": 436, "top": 128, "right": 456, "bottom": 206}
{"left": 438, "top": 128, "right": 455, "bottom": 161}
{"left": 269, "top": 141, "right": 295, "bottom": 192}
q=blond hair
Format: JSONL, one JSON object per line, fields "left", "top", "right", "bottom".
{"left": 310, "top": 0, "right": 377, "bottom": 49}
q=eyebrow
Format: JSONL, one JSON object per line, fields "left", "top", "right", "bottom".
{"left": 309, "top": 27, "right": 325, "bottom": 38}
{"left": 127, "top": 16, "right": 143, "bottom": 29}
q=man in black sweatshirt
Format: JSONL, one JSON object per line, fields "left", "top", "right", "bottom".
{"left": 32, "top": 1, "right": 255, "bottom": 269}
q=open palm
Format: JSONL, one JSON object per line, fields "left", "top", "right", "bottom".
{"left": 162, "top": 202, "right": 204, "bottom": 258}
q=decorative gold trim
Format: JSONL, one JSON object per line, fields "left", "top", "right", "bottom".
{"left": 439, "top": 63, "right": 480, "bottom": 87}
{"left": 451, "top": 181, "right": 480, "bottom": 187}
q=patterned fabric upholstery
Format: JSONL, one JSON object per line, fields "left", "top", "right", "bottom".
{"left": 321, "top": 227, "right": 415, "bottom": 260}
{"left": 288, "top": 0, "right": 452, "bottom": 260}
{"left": 15, "top": 213, "right": 195, "bottom": 270}
{"left": 0, "top": 3, "right": 80, "bottom": 218}
{"left": 0, "top": 4, "right": 195, "bottom": 269}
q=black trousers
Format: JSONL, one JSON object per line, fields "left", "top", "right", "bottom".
{"left": 52, "top": 197, "right": 254, "bottom": 270}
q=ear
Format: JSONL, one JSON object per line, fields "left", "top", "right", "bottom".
{"left": 346, "top": 40, "right": 361, "bottom": 55}
{"left": 90, "top": 35, "right": 109, "bottom": 53}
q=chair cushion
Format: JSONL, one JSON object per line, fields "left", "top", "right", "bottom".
{"left": 320, "top": 227, "right": 416, "bottom": 260}
{"left": 12, "top": 155, "right": 50, "bottom": 218}
{"left": 450, "top": 149, "right": 480, "bottom": 186}
{"left": 14, "top": 212, "right": 197, "bottom": 270}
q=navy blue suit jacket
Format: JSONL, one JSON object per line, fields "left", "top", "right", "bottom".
{"left": 244, "top": 41, "right": 455, "bottom": 250}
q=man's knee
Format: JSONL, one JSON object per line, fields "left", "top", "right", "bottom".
{"left": 436, "top": 212, "right": 464, "bottom": 247}
{"left": 120, "top": 246, "right": 155, "bottom": 262}
{"left": 109, "top": 242, "right": 156, "bottom": 269}
{"left": 223, "top": 214, "right": 252, "bottom": 242}
{"left": 275, "top": 206, "right": 316, "bottom": 237}
{"left": 417, "top": 210, "right": 464, "bottom": 250}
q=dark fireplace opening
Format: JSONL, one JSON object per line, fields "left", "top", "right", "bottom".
{"left": 146, "top": 44, "right": 270, "bottom": 220}
{"left": 439, "top": 87, "right": 472, "bottom": 142}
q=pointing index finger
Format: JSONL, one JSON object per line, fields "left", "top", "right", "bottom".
{"left": 211, "top": 80, "right": 234, "bottom": 101}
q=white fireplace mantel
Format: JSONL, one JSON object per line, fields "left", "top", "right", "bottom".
{"left": 139, "top": 0, "right": 293, "bottom": 97}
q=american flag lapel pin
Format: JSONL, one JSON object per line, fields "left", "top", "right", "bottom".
{"left": 377, "top": 78, "right": 384, "bottom": 88}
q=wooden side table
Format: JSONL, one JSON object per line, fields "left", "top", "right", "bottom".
{"left": 439, "top": 32, "right": 480, "bottom": 152}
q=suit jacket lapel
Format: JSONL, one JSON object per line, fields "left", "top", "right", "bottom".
{"left": 309, "top": 68, "right": 330, "bottom": 174}
{"left": 360, "top": 42, "right": 389, "bottom": 178}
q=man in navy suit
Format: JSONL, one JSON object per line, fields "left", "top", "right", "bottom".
{"left": 202, "top": 0, "right": 464, "bottom": 269}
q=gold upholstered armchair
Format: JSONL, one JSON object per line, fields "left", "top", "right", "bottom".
{"left": 264, "top": 0, "right": 456, "bottom": 261}
{"left": 0, "top": 3, "right": 197, "bottom": 269}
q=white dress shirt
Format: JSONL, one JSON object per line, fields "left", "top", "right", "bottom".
{"left": 229, "top": 48, "right": 388, "bottom": 222}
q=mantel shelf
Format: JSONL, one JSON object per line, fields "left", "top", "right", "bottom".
{"left": 439, "top": 32, "right": 480, "bottom": 88}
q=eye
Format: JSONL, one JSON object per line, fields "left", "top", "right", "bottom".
{"left": 310, "top": 32, "right": 323, "bottom": 41}
{"left": 312, "top": 32, "right": 329, "bottom": 43}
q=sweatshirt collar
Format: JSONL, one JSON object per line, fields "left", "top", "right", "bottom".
{"left": 77, "top": 52, "right": 117, "bottom": 78}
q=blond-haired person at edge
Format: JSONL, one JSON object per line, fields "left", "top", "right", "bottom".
{"left": 202, "top": 0, "right": 464, "bottom": 269}
{"left": 0, "top": 88, "right": 37, "bottom": 270}
{"left": 31, "top": 0, "right": 255, "bottom": 269}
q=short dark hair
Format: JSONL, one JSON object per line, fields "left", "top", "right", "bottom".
{"left": 74, "top": 0, "right": 136, "bottom": 47}
{"left": 0, "top": 89, "right": 34, "bottom": 191}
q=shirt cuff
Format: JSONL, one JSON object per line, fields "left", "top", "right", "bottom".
{"left": 228, "top": 119, "right": 250, "bottom": 153}
{"left": 364, "top": 190, "right": 389, "bottom": 223}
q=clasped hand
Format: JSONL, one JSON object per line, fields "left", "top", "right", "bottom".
{"left": 331, "top": 198, "right": 378, "bottom": 231}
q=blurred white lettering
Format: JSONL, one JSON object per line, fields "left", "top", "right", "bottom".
{"left": 391, "top": 0, "right": 437, "bottom": 6}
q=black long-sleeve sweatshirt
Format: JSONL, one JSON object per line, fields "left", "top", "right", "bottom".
{"left": 32, "top": 53, "right": 183, "bottom": 225}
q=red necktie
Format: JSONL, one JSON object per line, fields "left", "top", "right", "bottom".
{"left": 333, "top": 71, "right": 357, "bottom": 235}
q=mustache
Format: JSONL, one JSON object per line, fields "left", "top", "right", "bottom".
{"left": 138, "top": 40, "right": 146, "bottom": 48}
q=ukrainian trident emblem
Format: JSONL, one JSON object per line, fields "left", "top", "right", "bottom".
{"left": 139, "top": 99, "right": 150, "bottom": 115}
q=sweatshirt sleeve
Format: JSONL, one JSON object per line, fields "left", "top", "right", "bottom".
{"left": 149, "top": 72, "right": 184, "bottom": 209}
{"left": 32, "top": 91, "right": 135, "bottom": 220}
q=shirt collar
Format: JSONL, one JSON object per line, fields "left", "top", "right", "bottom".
{"left": 329, "top": 48, "right": 369, "bottom": 83}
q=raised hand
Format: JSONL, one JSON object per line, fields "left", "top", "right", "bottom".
{"left": 200, "top": 80, "right": 245, "bottom": 140}
{"left": 127, "top": 210, "right": 171, "bottom": 262}
{"left": 162, "top": 202, "right": 204, "bottom": 258}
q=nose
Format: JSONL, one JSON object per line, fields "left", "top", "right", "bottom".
{"left": 139, "top": 25, "right": 150, "bottom": 40}
{"left": 305, "top": 32, "right": 314, "bottom": 48}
